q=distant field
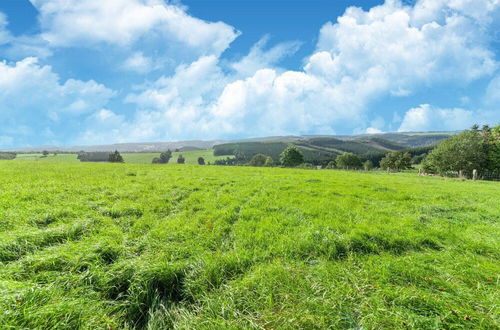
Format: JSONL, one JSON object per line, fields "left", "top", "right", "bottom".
{"left": 13, "top": 150, "right": 230, "bottom": 164}
{"left": 0, "top": 162, "right": 498, "bottom": 329}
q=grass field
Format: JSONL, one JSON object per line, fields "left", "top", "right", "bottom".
{"left": 0, "top": 162, "right": 498, "bottom": 329}
{"left": 12, "top": 150, "right": 229, "bottom": 165}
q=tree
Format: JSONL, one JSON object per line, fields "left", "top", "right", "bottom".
{"left": 42, "top": 150, "right": 49, "bottom": 157}
{"left": 152, "top": 157, "right": 161, "bottom": 164}
{"left": 363, "top": 160, "right": 374, "bottom": 171}
{"left": 422, "top": 127, "right": 488, "bottom": 176}
{"left": 264, "top": 156, "right": 274, "bottom": 167}
{"left": 335, "top": 153, "right": 362, "bottom": 169}
{"left": 380, "top": 151, "right": 411, "bottom": 172}
{"left": 109, "top": 150, "right": 124, "bottom": 163}
{"left": 159, "top": 150, "right": 172, "bottom": 164}
{"left": 177, "top": 155, "right": 185, "bottom": 164}
{"left": 249, "top": 154, "right": 268, "bottom": 167}
{"left": 280, "top": 146, "right": 304, "bottom": 167}
{"left": 198, "top": 157, "right": 205, "bottom": 165}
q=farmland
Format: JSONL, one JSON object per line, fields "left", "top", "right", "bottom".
{"left": 12, "top": 149, "right": 230, "bottom": 165}
{"left": 0, "top": 162, "right": 499, "bottom": 329}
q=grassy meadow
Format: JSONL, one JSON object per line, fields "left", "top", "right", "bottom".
{"left": 0, "top": 161, "right": 498, "bottom": 329}
{"left": 12, "top": 149, "right": 229, "bottom": 165}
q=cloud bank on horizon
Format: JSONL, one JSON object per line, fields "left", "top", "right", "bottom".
{"left": 0, "top": 0, "right": 499, "bottom": 147}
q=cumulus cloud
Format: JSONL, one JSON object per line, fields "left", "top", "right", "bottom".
{"left": 29, "top": 0, "right": 239, "bottom": 59}
{"left": 398, "top": 104, "right": 497, "bottom": 132}
{"left": 0, "top": 57, "right": 114, "bottom": 145}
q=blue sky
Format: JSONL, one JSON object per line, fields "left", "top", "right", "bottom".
{"left": 0, "top": 0, "right": 499, "bottom": 148}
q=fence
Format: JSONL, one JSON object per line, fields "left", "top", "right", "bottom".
{"left": 418, "top": 169, "right": 500, "bottom": 181}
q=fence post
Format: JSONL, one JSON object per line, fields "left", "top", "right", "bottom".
{"left": 473, "top": 169, "right": 478, "bottom": 181}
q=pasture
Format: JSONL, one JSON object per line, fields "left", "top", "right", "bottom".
{"left": 0, "top": 162, "right": 498, "bottom": 329}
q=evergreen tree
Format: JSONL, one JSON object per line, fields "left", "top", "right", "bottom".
{"left": 109, "top": 150, "right": 124, "bottom": 163}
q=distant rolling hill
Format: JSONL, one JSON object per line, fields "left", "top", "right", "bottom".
{"left": 212, "top": 132, "right": 453, "bottom": 164}
{"left": 3, "top": 132, "right": 454, "bottom": 154}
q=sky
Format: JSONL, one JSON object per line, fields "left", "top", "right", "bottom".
{"left": 0, "top": 0, "right": 499, "bottom": 148}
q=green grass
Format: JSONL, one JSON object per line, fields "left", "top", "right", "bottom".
{"left": 0, "top": 162, "right": 498, "bottom": 329}
{"left": 13, "top": 150, "right": 230, "bottom": 165}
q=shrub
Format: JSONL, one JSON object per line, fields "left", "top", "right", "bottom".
{"left": 177, "top": 155, "right": 185, "bottom": 164}
{"left": 198, "top": 157, "right": 205, "bottom": 165}
{"left": 78, "top": 152, "right": 111, "bottom": 162}
{"left": 326, "top": 161, "right": 336, "bottom": 169}
{"left": 249, "top": 154, "right": 268, "bottom": 167}
{"left": 264, "top": 156, "right": 274, "bottom": 167}
{"left": 363, "top": 160, "right": 374, "bottom": 171}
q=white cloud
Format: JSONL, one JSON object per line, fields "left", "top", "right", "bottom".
{"left": 0, "top": 57, "right": 114, "bottom": 116}
{"left": 398, "top": 104, "right": 497, "bottom": 132}
{"left": 29, "top": 0, "right": 239, "bottom": 59}
{"left": 310, "top": 0, "right": 497, "bottom": 89}
{"left": 230, "top": 36, "right": 302, "bottom": 77}
{"left": 0, "top": 57, "right": 114, "bottom": 145}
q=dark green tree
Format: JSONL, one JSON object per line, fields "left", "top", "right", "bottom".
{"left": 42, "top": 150, "right": 49, "bottom": 157}
{"left": 177, "top": 155, "right": 186, "bottom": 164}
{"left": 335, "top": 152, "right": 362, "bottom": 169}
{"left": 109, "top": 150, "right": 124, "bottom": 163}
{"left": 158, "top": 150, "right": 172, "bottom": 164}
{"left": 249, "top": 154, "right": 268, "bottom": 167}
{"left": 279, "top": 146, "right": 304, "bottom": 167}
{"left": 198, "top": 157, "right": 205, "bottom": 165}
{"left": 380, "top": 151, "right": 412, "bottom": 172}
